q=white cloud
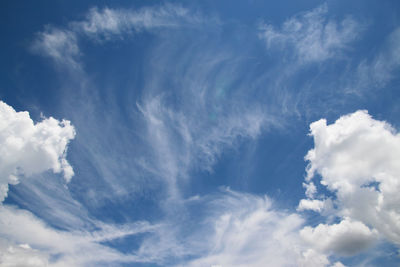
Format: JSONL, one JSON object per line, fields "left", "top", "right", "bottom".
{"left": 298, "top": 198, "right": 326, "bottom": 212}
{"left": 178, "top": 189, "right": 342, "bottom": 267}
{"left": 32, "top": 4, "right": 206, "bottom": 69}
{"left": 299, "top": 110, "right": 400, "bottom": 253}
{"left": 32, "top": 28, "right": 81, "bottom": 70}
{"left": 24, "top": 4, "right": 399, "bottom": 266}
{"left": 138, "top": 95, "right": 269, "bottom": 200}
{"left": 301, "top": 218, "right": 378, "bottom": 256}
{"left": 0, "top": 101, "right": 165, "bottom": 267}
{"left": 75, "top": 5, "right": 200, "bottom": 40}
{"left": 0, "top": 101, "right": 75, "bottom": 202}
{"left": 303, "top": 181, "right": 317, "bottom": 198}
{"left": 0, "top": 241, "right": 49, "bottom": 267}
{"left": 0, "top": 205, "right": 157, "bottom": 266}
{"left": 259, "top": 4, "right": 360, "bottom": 62}
{"left": 351, "top": 27, "right": 400, "bottom": 91}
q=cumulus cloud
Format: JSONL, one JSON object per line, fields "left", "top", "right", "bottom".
{"left": 0, "top": 241, "right": 49, "bottom": 267}
{"left": 0, "top": 101, "right": 75, "bottom": 202}
{"left": 298, "top": 198, "right": 328, "bottom": 212}
{"left": 300, "top": 110, "right": 400, "bottom": 254}
{"left": 301, "top": 218, "right": 378, "bottom": 256}
{"left": 259, "top": 4, "right": 360, "bottom": 62}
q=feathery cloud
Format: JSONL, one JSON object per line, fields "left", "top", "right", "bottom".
{"left": 259, "top": 4, "right": 360, "bottom": 63}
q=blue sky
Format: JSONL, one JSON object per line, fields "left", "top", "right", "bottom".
{"left": 1, "top": 1, "right": 400, "bottom": 266}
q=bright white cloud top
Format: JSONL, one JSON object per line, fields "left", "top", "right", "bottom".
{"left": 0, "top": 101, "right": 75, "bottom": 202}
{"left": 300, "top": 110, "right": 400, "bottom": 252}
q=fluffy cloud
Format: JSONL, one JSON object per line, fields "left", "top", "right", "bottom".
{"left": 301, "top": 218, "right": 378, "bottom": 256}
{"left": 300, "top": 110, "right": 400, "bottom": 254}
{"left": 0, "top": 101, "right": 75, "bottom": 202}
{"left": 298, "top": 198, "right": 328, "bottom": 212}
{"left": 259, "top": 4, "right": 360, "bottom": 62}
{"left": 0, "top": 241, "right": 49, "bottom": 267}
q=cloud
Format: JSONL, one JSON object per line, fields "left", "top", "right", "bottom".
{"left": 0, "top": 101, "right": 163, "bottom": 267}
{"left": 298, "top": 198, "right": 329, "bottom": 212}
{"left": 300, "top": 110, "right": 400, "bottom": 253}
{"left": 32, "top": 28, "right": 80, "bottom": 70}
{"left": 74, "top": 5, "right": 202, "bottom": 40}
{"left": 138, "top": 93, "right": 269, "bottom": 200}
{"left": 0, "top": 101, "right": 75, "bottom": 202}
{"left": 177, "top": 189, "right": 343, "bottom": 267}
{"left": 350, "top": 27, "right": 400, "bottom": 91}
{"left": 0, "top": 205, "right": 157, "bottom": 266}
{"left": 0, "top": 241, "right": 49, "bottom": 267}
{"left": 32, "top": 4, "right": 207, "bottom": 69}
{"left": 301, "top": 218, "right": 378, "bottom": 256}
{"left": 259, "top": 4, "right": 360, "bottom": 63}
{"left": 22, "top": 3, "right": 399, "bottom": 266}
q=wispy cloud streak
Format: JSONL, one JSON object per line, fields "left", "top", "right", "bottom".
{"left": 259, "top": 4, "right": 361, "bottom": 63}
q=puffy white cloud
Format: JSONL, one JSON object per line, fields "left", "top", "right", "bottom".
{"left": 300, "top": 110, "right": 400, "bottom": 254}
{"left": 301, "top": 218, "right": 378, "bottom": 256}
{"left": 298, "top": 249, "right": 330, "bottom": 267}
{"left": 259, "top": 4, "right": 360, "bottom": 62}
{"left": 0, "top": 101, "right": 75, "bottom": 202}
{"left": 298, "top": 198, "right": 326, "bottom": 212}
{"left": 0, "top": 241, "right": 49, "bottom": 267}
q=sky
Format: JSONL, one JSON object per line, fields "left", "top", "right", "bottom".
{"left": 0, "top": 0, "right": 400, "bottom": 266}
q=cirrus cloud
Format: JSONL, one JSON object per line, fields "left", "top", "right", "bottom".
{"left": 259, "top": 4, "right": 361, "bottom": 63}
